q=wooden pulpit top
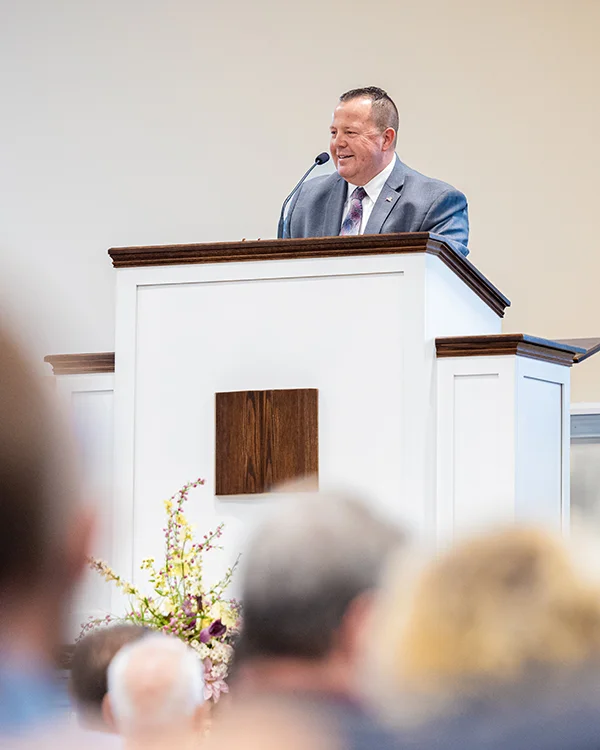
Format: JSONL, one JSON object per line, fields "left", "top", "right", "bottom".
{"left": 108, "top": 233, "right": 510, "bottom": 318}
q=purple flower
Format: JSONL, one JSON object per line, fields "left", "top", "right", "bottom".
{"left": 180, "top": 599, "right": 198, "bottom": 631}
{"left": 199, "top": 618, "right": 227, "bottom": 643}
{"left": 209, "top": 618, "right": 227, "bottom": 638}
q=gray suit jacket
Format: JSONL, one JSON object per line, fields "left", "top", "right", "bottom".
{"left": 286, "top": 157, "right": 469, "bottom": 257}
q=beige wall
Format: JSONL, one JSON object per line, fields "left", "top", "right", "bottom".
{"left": 1, "top": 0, "right": 599, "bottom": 399}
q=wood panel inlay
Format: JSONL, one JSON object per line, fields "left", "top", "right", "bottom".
{"left": 215, "top": 388, "right": 318, "bottom": 496}
{"left": 44, "top": 352, "right": 115, "bottom": 375}
{"left": 435, "top": 334, "right": 585, "bottom": 367}
{"left": 108, "top": 233, "right": 510, "bottom": 318}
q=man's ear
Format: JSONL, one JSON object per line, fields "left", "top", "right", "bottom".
{"left": 382, "top": 127, "right": 396, "bottom": 151}
{"left": 102, "top": 693, "right": 118, "bottom": 734}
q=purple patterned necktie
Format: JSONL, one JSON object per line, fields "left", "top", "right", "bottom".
{"left": 340, "top": 186, "right": 367, "bottom": 236}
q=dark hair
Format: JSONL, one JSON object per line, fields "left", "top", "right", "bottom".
{"left": 69, "top": 625, "right": 149, "bottom": 715}
{"left": 241, "top": 494, "right": 404, "bottom": 660}
{"left": 0, "top": 326, "right": 77, "bottom": 593}
{"left": 339, "top": 86, "right": 399, "bottom": 145}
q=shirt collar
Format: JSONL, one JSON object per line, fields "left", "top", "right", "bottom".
{"left": 346, "top": 153, "right": 397, "bottom": 203}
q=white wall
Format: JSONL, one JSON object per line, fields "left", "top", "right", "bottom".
{"left": 1, "top": 0, "right": 599, "bottom": 398}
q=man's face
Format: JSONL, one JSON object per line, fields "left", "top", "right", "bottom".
{"left": 329, "top": 98, "right": 394, "bottom": 186}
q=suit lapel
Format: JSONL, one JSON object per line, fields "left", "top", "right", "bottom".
{"left": 364, "top": 159, "right": 407, "bottom": 235}
{"left": 322, "top": 174, "right": 347, "bottom": 237}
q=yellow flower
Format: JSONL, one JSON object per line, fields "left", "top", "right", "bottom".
{"left": 120, "top": 582, "right": 137, "bottom": 595}
{"left": 159, "top": 598, "right": 174, "bottom": 616}
{"left": 199, "top": 615, "right": 213, "bottom": 629}
{"left": 169, "top": 561, "right": 190, "bottom": 577}
{"left": 187, "top": 580, "right": 202, "bottom": 596}
{"left": 209, "top": 601, "right": 237, "bottom": 628}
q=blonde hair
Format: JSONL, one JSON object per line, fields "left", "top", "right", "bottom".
{"left": 385, "top": 528, "right": 600, "bottom": 694}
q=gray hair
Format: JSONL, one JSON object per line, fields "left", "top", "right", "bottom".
{"left": 107, "top": 633, "right": 204, "bottom": 733}
{"left": 240, "top": 492, "right": 405, "bottom": 660}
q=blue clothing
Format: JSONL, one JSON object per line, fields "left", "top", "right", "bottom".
{"left": 398, "top": 671, "right": 600, "bottom": 750}
{"left": 0, "top": 660, "right": 61, "bottom": 735}
{"left": 286, "top": 157, "right": 470, "bottom": 257}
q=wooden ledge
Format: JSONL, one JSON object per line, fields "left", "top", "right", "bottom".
{"left": 556, "top": 337, "right": 600, "bottom": 364}
{"left": 436, "top": 334, "right": 586, "bottom": 367}
{"left": 44, "top": 352, "right": 115, "bottom": 375}
{"left": 108, "top": 233, "right": 510, "bottom": 318}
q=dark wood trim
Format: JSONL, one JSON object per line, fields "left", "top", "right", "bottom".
{"left": 44, "top": 352, "right": 115, "bottom": 375}
{"left": 108, "top": 233, "right": 510, "bottom": 318}
{"left": 556, "top": 337, "right": 600, "bottom": 364}
{"left": 108, "top": 232, "right": 435, "bottom": 267}
{"left": 435, "top": 334, "right": 586, "bottom": 367}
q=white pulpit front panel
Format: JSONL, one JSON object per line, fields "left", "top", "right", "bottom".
{"left": 130, "top": 267, "right": 409, "bottom": 589}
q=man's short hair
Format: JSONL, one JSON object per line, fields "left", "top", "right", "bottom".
{"left": 69, "top": 624, "right": 149, "bottom": 717}
{"left": 0, "top": 326, "right": 78, "bottom": 594}
{"left": 340, "top": 86, "right": 399, "bottom": 146}
{"left": 107, "top": 634, "right": 204, "bottom": 733}
{"left": 240, "top": 493, "right": 404, "bottom": 660}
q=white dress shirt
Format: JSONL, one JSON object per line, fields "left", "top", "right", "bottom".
{"left": 340, "top": 154, "right": 398, "bottom": 235}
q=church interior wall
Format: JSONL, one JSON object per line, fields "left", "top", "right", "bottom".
{"left": 0, "top": 0, "right": 598, "bottom": 400}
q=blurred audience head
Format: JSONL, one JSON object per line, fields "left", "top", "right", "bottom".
{"left": 105, "top": 633, "right": 205, "bottom": 746}
{"left": 0, "top": 325, "right": 91, "bottom": 654}
{"left": 0, "top": 322, "right": 94, "bottom": 741}
{"left": 69, "top": 624, "right": 148, "bottom": 731}
{"left": 377, "top": 526, "right": 600, "bottom": 714}
{"left": 0, "top": 323, "right": 93, "bottom": 742}
{"left": 237, "top": 492, "right": 405, "bottom": 698}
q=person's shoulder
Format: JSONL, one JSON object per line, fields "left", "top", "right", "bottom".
{"left": 297, "top": 172, "right": 341, "bottom": 201}
{"left": 398, "top": 160, "right": 466, "bottom": 201}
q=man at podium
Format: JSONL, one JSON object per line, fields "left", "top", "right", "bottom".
{"left": 285, "top": 87, "right": 470, "bottom": 257}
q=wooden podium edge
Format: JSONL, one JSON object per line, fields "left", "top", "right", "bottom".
{"left": 44, "top": 352, "right": 115, "bottom": 375}
{"left": 556, "top": 337, "right": 600, "bottom": 364}
{"left": 108, "top": 233, "right": 510, "bottom": 318}
{"left": 436, "top": 334, "right": 586, "bottom": 367}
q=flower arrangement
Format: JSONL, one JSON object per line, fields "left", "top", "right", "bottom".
{"left": 83, "top": 478, "right": 240, "bottom": 702}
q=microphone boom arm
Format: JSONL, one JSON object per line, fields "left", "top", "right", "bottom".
{"left": 277, "top": 152, "right": 330, "bottom": 239}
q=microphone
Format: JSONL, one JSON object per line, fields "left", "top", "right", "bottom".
{"left": 277, "top": 152, "right": 330, "bottom": 239}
